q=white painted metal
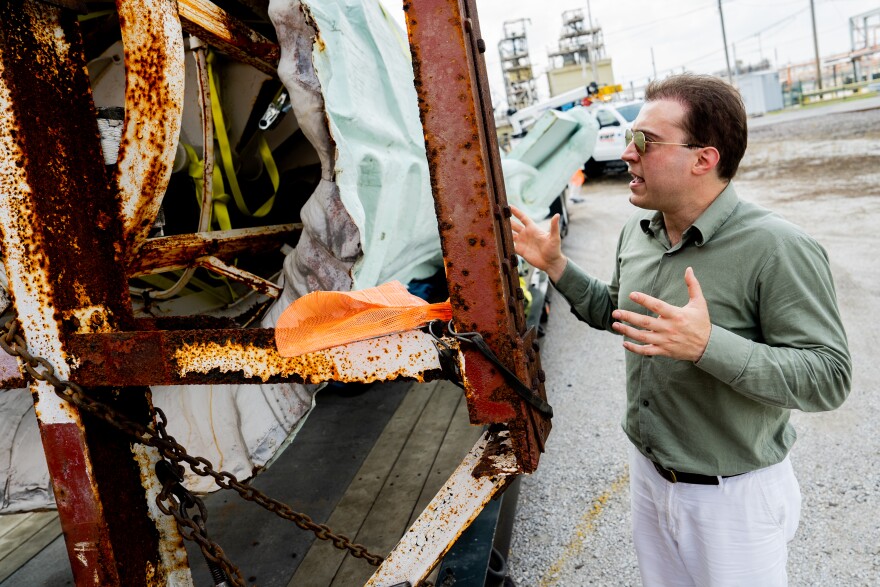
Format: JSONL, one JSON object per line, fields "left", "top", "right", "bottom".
{"left": 365, "top": 431, "right": 516, "bottom": 587}
{"left": 115, "top": 0, "right": 186, "bottom": 255}
{"left": 173, "top": 330, "right": 444, "bottom": 383}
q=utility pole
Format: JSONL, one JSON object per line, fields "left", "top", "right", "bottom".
{"left": 732, "top": 42, "right": 739, "bottom": 85}
{"left": 809, "top": 0, "right": 823, "bottom": 91}
{"left": 717, "top": 0, "right": 733, "bottom": 84}
{"left": 651, "top": 46, "right": 657, "bottom": 79}
{"left": 586, "top": 0, "right": 599, "bottom": 82}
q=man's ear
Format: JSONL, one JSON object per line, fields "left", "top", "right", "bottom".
{"left": 692, "top": 146, "right": 721, "bottom": 176}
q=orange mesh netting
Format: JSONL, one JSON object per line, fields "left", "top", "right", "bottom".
{"left": 275, "top": 281, "right": 452, "bottom": 357}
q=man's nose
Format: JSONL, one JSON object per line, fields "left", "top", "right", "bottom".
{"left": 621, "top": 140, "right": 639, "bottom": 163}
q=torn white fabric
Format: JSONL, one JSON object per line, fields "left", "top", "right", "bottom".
{"left": 502, "top": 107, "right": 599, "bottom": 221}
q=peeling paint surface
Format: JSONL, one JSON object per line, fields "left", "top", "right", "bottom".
{"left": 133, "top": 444, "right": 194, "bottom": 587}
{"left": 365, "top": 430, "right": 513, "bottom": 586}
{"left": 174, "top": 330, "right": 444, "bottom": 384}
{"left": 115, "top": 0, "right": 185, "bottom": 256}
{"left": 0, "top": 3, "right": 181, "bottom": 581}
{"left": 179, "top": 0, "right": 280, "bottom": 76}
{"left": 129, "top": 224, "right": 300, "bottom": 276}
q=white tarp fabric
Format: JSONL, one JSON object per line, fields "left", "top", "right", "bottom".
{"left": 502, "top": 106, "right": 599, "bottom": 221}
{"left": 301, "top": 0, "right": 443, "bottom": 289}
{"left": 0, "top": 0, "right": 441, "bottom": 511}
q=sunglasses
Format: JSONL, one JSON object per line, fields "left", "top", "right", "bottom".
{"left": 625, "top": 128, "right": 705, "bottom": 154}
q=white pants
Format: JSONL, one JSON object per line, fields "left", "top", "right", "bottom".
{"left": 629, "top": 446, "right": 801, "bottom": 587}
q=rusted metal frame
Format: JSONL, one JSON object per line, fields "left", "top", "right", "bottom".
{"left": 178, "top": 0, "right": 280, "bottom": 77}
{"left": 0, "top": 3, "right": 190, "bottom": 585}
{"left": 114, "top": 0, "right": 187, "bottom": 258}
{"left": 129, "top": 224, "right": 301, "bottom": 275}
{"left": 366, "top": 428, "right": 516, "bottom": 586}
{"left": 0, "top": 323, "right": 450, "bottom": 388}
{"left": 404, "top": 0, "right": 550, "bottom": 474}
{"left": 61, "top": 328, "right": 446, "bottom": 386}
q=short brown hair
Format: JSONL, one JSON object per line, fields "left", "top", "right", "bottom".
{"left": 644, "top": 74, "right": 747, "bottom": 180}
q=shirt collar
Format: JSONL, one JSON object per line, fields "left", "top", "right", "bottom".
{"left": 639, "top": 182, "right": 739, "bottom": 247}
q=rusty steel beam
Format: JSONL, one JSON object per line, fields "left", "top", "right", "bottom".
{"left": 0, "top": 3, "right": 190, "bottom": 585}
{"left": 404, "top": 0, "right": 550, "bottom": 473}
{"left": 115, "top": 0, "right": 187, "bottom": 258}
{"left": 179, "top": 0, "right": 280, "bottom": 76}
{"left": 129, "top": 223, "right": 301, "bottom": 275}
{"left": 64, "top": 329, "right": 446, "bottom": 386}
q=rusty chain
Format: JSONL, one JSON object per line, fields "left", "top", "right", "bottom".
{"left": 0, "top": 316, "right": 387, "bottom": 584}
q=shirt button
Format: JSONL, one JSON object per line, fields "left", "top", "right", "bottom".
{"left": 645, "top": 446, "right": 653, "bottom": 454}
{"left": 642, "top": 400, "right": 649, "bottom": 407}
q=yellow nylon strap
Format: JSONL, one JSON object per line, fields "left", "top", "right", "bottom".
{"left": 207, "top": 53, "right": 278, "bottom": 219}
{"left": 212, "top": 165, "right": 233, "bottom": 232}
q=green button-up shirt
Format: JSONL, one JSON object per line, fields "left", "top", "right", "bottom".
{"left": 554, "top": 183, "right": 851, "bottom": 476}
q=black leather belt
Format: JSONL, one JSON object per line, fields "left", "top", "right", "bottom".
{"left": 651, "top": 461, "right": 742, "bottom": 485}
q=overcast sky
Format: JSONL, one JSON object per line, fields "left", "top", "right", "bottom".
{"left": 386, "top": 0, "right": 878, "bottom": 108}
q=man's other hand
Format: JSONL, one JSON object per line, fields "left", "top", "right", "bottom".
{"left": 611, "top": 267, "right": 711, "bottom": 362}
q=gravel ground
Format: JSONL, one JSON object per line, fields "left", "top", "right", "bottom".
{"left": 507, "top": 104, "right": 880, "bottom": 586}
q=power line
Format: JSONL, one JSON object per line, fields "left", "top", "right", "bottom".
{"left": 601, "top": 2, "right": 715, "bottom": 41}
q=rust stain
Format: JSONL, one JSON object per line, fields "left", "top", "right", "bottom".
{"left": 178, "top": 0, "right": 280, "bottom": 75}
{"left": 0, "top": 5, "right": 171, "bottom": 584}
{"left": 134, "top": 446, "right": 191, "bottom": 584}
{"left": 404, "top": 0, "right": 550, "bottom": 472}
{"left": 129, "top": 224, "right": 301, "bottom": 276}
{"left": 66, "top": 330, "right": 444, "bottom": 387}
{"left": 115, "top": 0, "right": 185, "bottom": 257}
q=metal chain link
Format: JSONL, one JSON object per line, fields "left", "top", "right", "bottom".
{"left": 0, "top": 317, "right": 386, "bottom": 579}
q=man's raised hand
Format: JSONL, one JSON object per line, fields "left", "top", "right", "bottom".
{"left": 509, "top": 205, "right": 568, "bottom": 282}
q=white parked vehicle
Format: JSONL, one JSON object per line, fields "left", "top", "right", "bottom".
{"left": 585, "top": 100, "right": 643, "bottom": 176}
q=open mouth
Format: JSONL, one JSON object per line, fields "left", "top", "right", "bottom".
{"left": 630, "top": 172, "right": 645, "bottom": 185}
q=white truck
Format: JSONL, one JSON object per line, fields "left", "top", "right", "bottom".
{"left": 584, "top": 100, "right": 643, "bottom": 177}
{"left": 507, "top": 94, "right": 643, "bottom": 178}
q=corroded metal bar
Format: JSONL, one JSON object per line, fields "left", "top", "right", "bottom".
{"left": 115, "top": 0, "right": 186, "bottom": 257}
{"left": 129, "top": 224, "right": 301, "bottom": 275}
{"left": 195, "top": 255, "right": 282, "bottom": 297}
{"left": 0, "top": 4, "right": 190, "bottom": 585}
{"left": 66, "top": 329, "right": 446, "bottom": 386}
{"left": 404, "top": 0, "right": 550, "bottom": 472}
{"left": 366, "top": 429, "right": 515, "bottom": 586}
{"left": 179, "top": 0, "right": 280, "bottom": 76}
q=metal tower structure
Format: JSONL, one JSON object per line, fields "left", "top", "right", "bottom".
{"left": 498, "top": 19, "right": 538, "bottom": 111}
{"left": 547, "top": 9, "right": 605, "bottom": 76}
